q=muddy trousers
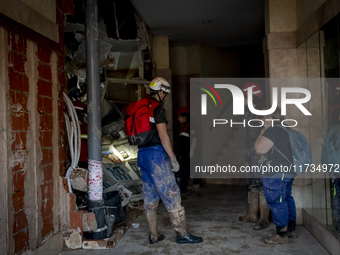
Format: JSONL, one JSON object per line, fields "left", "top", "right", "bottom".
{"left": 262, "top": 173, "right": 296, "bottom": 233}
{"left": 138, "top": 145, "right": 182, "bottom": 212}
{"left": 138, "top": 146, "right": 204, "bottom": 244}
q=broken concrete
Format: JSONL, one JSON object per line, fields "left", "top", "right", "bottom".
{"left": 82, "top": 240, "right": 107, "bottom": 250}
{"left": 63, "top": 229, "right": 82, "bottom": 250}
{"left": 83, "top": 212, "right": 97, "bottom": 232}
{"left": 69, "top": 168, "right": 88, "bottom": 192}
{"left": 60, "top": 208, "right": 142, "bottom": 252}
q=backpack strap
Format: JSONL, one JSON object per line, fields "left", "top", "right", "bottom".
{"left": 271, "top": 125, "right": 292, "bottom": 164}
{"left": 273, "top": 145, "right": 292, "bottom": 164}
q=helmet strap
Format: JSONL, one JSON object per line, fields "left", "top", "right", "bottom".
{"left": 156, "top": 91, "right": 168, "bottom": 104}
{"left": 156, "top": 91, "right": 162, "bottom": 103}
{"left": 161, "top": 93, "right": 168, "bottom": 104}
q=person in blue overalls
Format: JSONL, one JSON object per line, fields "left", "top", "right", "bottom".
{"left": 137, "top": 77, "right": 203, "bottom": 244}
{"left": 255, "top": 108, "right": 297, "bottom": 245}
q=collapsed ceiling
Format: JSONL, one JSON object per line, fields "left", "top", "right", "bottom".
{"left": 64, "top": 0, "right": 146, "bottom": 81}
{"left": 63, "top": 0, "right": 152, "bottom": 129}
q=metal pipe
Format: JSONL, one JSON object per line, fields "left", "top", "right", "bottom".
{"left": 85, "top": 0, "right": 103, "bottom": 202}
{"left": 106, "top": 78, "right": 151, "bottom": 85}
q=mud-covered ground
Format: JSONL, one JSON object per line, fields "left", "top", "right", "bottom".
{"left": 61, "top": 185, "right": 329, "bottom": 255}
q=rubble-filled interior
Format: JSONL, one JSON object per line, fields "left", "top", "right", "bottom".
{"left": 62, "top": 0, "right": 150, "bottom": 240}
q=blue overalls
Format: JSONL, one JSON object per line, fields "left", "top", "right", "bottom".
{"left": 138, "top": 145, "right": 182, "bottom": 212}
{"left": 262, "top": 173, "right": 296, "bottom": 229}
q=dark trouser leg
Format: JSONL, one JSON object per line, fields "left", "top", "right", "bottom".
{"left": 192, "top": 178, "right": 201, "bottom": 185}
{"left": 262, "top": 175, "right": 289, "bottom": 235}
{"left": 285, "top": 177, "right": 297, "bottom": 232}
{"left": 262, "top": 175, "right": 290, "bottom": 245}
{"left": 179, "top": 155, "right": 190, "bottom": 190}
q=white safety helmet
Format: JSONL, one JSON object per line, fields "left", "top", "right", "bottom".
{"left": 149, "top": 77, "right": 171, "bottom": 93}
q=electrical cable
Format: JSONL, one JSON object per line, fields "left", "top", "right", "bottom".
{"left": 63, "top": 92, "right": 82, "bottom": 193}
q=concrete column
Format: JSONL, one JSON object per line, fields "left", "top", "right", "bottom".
{"left": 267, "top": 0, "right": 297, "bottom": 33}
{"left": 153, "top": 36, "right": 170, "bottom": 69}
{"left": 264, "top": 0, "right": 331, "bottom": 224}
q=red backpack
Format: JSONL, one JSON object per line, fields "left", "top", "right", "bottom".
{"left": 125, "top": 98, "right": 153, "bottom": 145}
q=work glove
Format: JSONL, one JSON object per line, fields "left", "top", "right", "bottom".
{"left": 170, "top": 157, "right": 180, "bottom": 172}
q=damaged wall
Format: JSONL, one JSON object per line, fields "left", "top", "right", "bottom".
{"left": 0, "top": 1, "right": 69, "bottom": 254}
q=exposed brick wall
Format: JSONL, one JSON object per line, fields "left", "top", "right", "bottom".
{"left": 3, "top": 1, "right": 70, "bottom": 254}
{"left": 8, "top": 32, "right": 31, "bottom": 254}
{"left": 36, "top": 45, "right": 55, "bottom": 241}
{"left": 70, "top": 193, "right": 83, "bottom": 236}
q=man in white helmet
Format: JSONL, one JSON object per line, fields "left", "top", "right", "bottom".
{"left": 137, "top": 77, "right": 203, "bottom": 244}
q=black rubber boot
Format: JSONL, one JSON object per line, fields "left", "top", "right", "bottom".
{"left": 145, "top": 209, "right": 165, "bottom": 244}
{"left": 169, "top": 208, "right": 203, "bottom": 244}
{"left": 149, "top": 233, "right": 165, "bottom": 244}
{"left": 176, "top": 232, "right": 203, "bottom": 244}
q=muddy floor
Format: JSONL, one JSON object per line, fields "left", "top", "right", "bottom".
{"left": 60, "top": 185, "right": 330, "bottom": 255}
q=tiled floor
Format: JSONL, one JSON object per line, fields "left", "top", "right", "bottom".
{"left": 61, "top": 185, "right": 330, "bottom": 255}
